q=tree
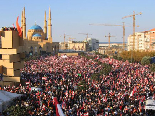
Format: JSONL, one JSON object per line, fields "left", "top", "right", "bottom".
{"left": 120, "top": 51, "right": 155, "bottom": 63}
{"left": 141, "top": 56, "right": 151, "bottom": 65}
{"left": 151, "top": 64, "right": 155, "bottom": 72}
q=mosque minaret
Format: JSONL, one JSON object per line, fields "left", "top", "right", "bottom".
{"left": 44, "top": 11, "right": 47, "bottom": 39}
{"left": 22, "top": 7, "right": 26, "bottom": 39}
{"left": 48, "top": 7, "right": 52, "bottom": 43}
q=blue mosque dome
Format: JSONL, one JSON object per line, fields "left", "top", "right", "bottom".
{"left": 32, "top": 33, "right": 42, "bottom": 37}
{"left": 29, "top": 25, "right": 43, "bottom": 30}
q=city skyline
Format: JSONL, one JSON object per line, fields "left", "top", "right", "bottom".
{"left": 0, "top": 0, "right": 155, "bottom": 42}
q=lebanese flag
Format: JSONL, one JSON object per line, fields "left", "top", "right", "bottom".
{"left": 84, "top": 112, "right": 89, "bottom": 116}
{"left": 129, "top": 86, "right": 137, "bottom": 98}
{"left": 42, "top": 77, "right": 47, "bottom": 80}
{"left": 99, "top": 89, "right": 102, "bottom": 96}
{"left": 26, "top": 82, "right": 30, "bottom": 85}
{"left": 53, "top": 97, "right": 65, "bottom": 116}
{"left": 98, "top": 98, "right": 101, "bottom": 104}
{"left": 65, "top": 91, "right": 68, "bottom": 97}
{"left": 103, "top": 96, "right": 107, "bottom": 102}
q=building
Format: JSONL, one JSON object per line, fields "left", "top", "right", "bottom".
{"left": 127, "top": 28, "right": 155, "bottom": 51}
{"left": 84, "top": 38, "right": 99, "bottom": 51}
{"left": 21, "top": 7, "right": 59, "bottom": 55}
{"left": 128, "top": 32, "right": 145, "bottom": 51}
{"left": 59, "top": 41, "right": 89, "bottom": 52}
{"left": 145, "top": 28, "right": 155, "bottom": 51}
{"left": 0, "top": 29, "right": 25, "bottom": 85}
{"left": 98, "top": 42, "right": 124, "bottom": 55}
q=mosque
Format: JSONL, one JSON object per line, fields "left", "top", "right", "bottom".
{"left": 21, "top": 7, "right": 59, "bottom": 55}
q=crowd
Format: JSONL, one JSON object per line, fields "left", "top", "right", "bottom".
{"left": 1, "top": 54, "right": 155, "bottom": 116}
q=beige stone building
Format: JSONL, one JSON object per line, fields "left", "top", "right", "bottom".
{"left": 98, "top": 42, "right": 125, "bottom": 55}
{"left": 59, "top": 41, "right": 89, "bottom": 52}
{"left": 0, "top": 30, "right": 25, "bottom": 85}
{"left": 21, "top": 7, "right": 59, "bottom": 55}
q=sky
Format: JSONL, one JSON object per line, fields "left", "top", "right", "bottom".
{"left": 0, "top": 0, "right": 155, "bottom": 42}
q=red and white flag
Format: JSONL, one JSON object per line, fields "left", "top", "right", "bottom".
{"left": 129, "top": 86, "right": 137, "bottom": 98}
{"left": 42, "top": 77, "right": 47, "bottom": 80}
{"left": 84, "top": 112, "right": 89, "bottom": 116}
{"left": 26, "top": 82, "right": 30, "bottom": 85}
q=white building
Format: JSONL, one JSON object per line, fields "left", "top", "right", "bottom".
{"left": 84, "top": 38, "right": 99, "bottom": 51}
{"left": 127, "top": 30, "right": 155, "bottom": 51}
{"left": 128, "top": 32, "right": 151, "bottom": 51}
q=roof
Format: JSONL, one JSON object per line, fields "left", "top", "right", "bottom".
{"left": 29, "top": 25, "right": 43, "bottom": 30}
{"left": 32, "top": 33, "right": 42, "bottom": 37}
{"left": 149, "top": 28, "right": 155, "bottom": 31}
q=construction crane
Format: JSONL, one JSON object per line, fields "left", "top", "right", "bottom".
{"left": 78, "top": 33, "right": 92, "bottom": 42}
{"left": 89, "top": 23, "right": 127, "bottom": 50}
{"left": 60, "top": 34, "right": 70, "bottom": 49}
{"left": 67, "top": 37, "right": 76, "bottom": 51}
{"left": 68, "top": 37, "right": 76, "bottom": 42}
{"left": 105, "top": 33, "right": 115, "bottom": 48}
{"left": 122, "top": 11, "right": 142, "bottom": 51}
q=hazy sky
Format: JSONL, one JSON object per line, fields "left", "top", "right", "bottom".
{"left": 0, "top": 0, "right": 155, "bottom": 42}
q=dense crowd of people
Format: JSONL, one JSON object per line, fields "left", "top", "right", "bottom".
{"left": 1, "top": 54, "right": 155, "bottom": 115}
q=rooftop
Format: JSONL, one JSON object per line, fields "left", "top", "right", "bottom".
{"left": 29, "top": 24, "right": 43, "bottom": 30}
{"left": 149, "top": 28, "right": 155, "bottom": 32}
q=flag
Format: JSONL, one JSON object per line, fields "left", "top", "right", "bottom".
{"left": 53, "top": 97, "right": 65, "bottom": 116}
{"left": 16, "top": 16, "right": 22, "bottom": 37}
{"left": 84, "top": 112, "right": 89, "bottom": 116}
{"left": 78, "top": 73, "right": 81, "bottom": 76}
{"left": 61, "top": 101, "right": 66, "bottom": 109}
{"left": 129, "top": 86, "right": 137, "bottom": 98}
{"left": 26, "top": 82, "right": 30, "bottom": 85}
{"left": 103, "top": 96, "right": 107, "bottom": 102}
{"left": 42, "top": 77, "right": 47, "bottom": 80}
{"left": 98, "top": 98, "right": 101, "bottom": 104}
{"left": 53, "top": 97, "right": 60, "bottom": 116}
{"left": 65, "top": 91, "right": 68, "bottom": 97}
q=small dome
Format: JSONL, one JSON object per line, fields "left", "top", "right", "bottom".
{"left": 29, "top": 25, "right": 42, "bottom": 30}
{"left": 32, "top": 33, "right": 42, "bottom": 37}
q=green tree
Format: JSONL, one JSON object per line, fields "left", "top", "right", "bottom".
{"left": 141, "top": 56, "right": 151, "bottom": 65}
{"left": 151, "top": 64, "right": 155, "bottom": 72}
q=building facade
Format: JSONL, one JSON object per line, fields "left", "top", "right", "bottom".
{"left": 21, "top": 7, "right": 59, "bottom": 55}
{"left": 59, "top": 41, "right": 89, "bottom": 52}
{"left": 84, "top": 38, "right": 99, "bottom": 51}
{"left": 127, "top": 28, "right": 155, "bottom": 51}
{"left": 128, "top": 32, "right": 145, "bottom": 51}
{"left": 99, "top": 42, "right": 124, "bottom": 55}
